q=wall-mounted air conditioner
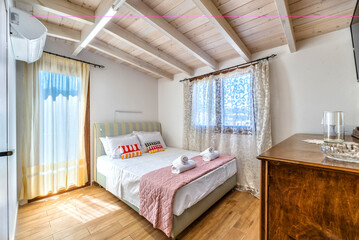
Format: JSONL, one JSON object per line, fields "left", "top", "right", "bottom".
{"left": 9, "top": 7, "right": 47, "bottom": 63}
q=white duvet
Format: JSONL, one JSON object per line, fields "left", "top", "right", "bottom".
{"left": 97, "top": 147, "right": 237, "bottom": 216}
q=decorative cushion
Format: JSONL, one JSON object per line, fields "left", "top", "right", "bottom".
{"left": 119, "top": 143, "right": 142, "bottom": 159}
{"left": 106, "top": 134, "right": 141, "bottom": 159}
{"left": 145, "top": 141, "right": 165, "bottom": 154}
{"left": 133, "top": 131, "right": 167, "bottom": 153}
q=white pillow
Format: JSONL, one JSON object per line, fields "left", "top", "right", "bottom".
{"left": 133, "top": 131, "right": 167, "bottom": 153}
{"left": 99, "top": 137, "right": 111, "bottom": 156}
{"left": 106, "top": 134, "right": 141, "bottom": 159}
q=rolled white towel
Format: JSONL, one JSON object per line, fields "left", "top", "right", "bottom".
{"left": 203, "top": 151, "right": 220, "bottom": 161}
{"left": 171, "top": 160, "right": 196, "bottom": 174}
{"left": 200, "top": 147, "right": 214, "bottom": 156}
{"left": 172, "top": 155, "right": 189, "bottom": 168}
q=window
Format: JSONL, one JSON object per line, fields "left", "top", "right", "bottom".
{"left": 39, "top": 71, "right": 82, "bottom": 178}
{"left": 22, "top": 53, "right": 90, "bottom": 200}
{"left": 191, "top": 72, "right": 254, "bottom": 134}
{"left": 191, "top": 80, "right": 217, "bottom": 127}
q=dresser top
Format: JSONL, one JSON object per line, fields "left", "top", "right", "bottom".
{"left": 257, "top": 134, "right": 359, "bottom": 174}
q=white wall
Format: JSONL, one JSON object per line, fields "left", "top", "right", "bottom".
{"left": 16, "top": 38, "right": 159, "bottom": 187}
{"left": 159, "top": 28, "right": 359, "bottom": 147}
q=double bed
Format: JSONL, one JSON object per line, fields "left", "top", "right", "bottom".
{"left": 93, "top": 122, "right": 237, "bottom": 238}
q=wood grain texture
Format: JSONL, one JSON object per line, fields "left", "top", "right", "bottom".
{"left": 193, "top": 0, "right": 252, "bottom": 62}
{"left": 16, "top": 186, "right": 260, "bottom": 240}
{"left": 14, "top": 0, "right": 357, "bottom": 79}
{"left": 268, "top": 162, "right": 359, "bottom": 240}
{"left": 258, "top": 134, "right": 359, "bottom": 174}
{"left": 15, "top": 0, "right": 95, "bottom": 25}
{"left": 39, "top": 20, "right": 81, "bottom": 42}
{"left": 72, "top": 0, "right": 126, "bottom": 56}
{"left": 274, "top": 0, "right": 296, "bottom": 52}
{"left": 260, "top": 160, "right": 268, "bottom": 240}
{"left": 124, "top": 0, "right": 219, "bottom": 70}
{"left": 89, "top": 39, "right": 174, "bottom": 79}
{"left": 258, "top": 134, "right": 359, "bottom": 240}
{"left": 104, "top": 22, "right": 194, "bottom": 75}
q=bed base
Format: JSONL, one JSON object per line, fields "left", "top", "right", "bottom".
{"left": 93, "top": 172, "right": 237, "bottom": 239}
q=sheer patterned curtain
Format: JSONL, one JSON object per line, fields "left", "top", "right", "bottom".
{"left": 21, "top": 53, "right": 89, "bottom": 200}
{"left": 183, "top": 60, "right": 271, "bottom": 197}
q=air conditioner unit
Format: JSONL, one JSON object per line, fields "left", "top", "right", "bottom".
{"left": 9, "top": 7, "right": 47, "bottom": 63}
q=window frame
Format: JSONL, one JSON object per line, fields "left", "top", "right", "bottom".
{"left": 191, "top": 72, "right": 254, "bottom": 135}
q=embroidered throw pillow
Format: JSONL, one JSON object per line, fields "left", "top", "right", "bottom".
{"left": 145, "top": 141, "right": 165, "bottom": 154}
{"left": 118, "top": 143, "right": 142, "bottom": 159}
{"left": 107, "top": 134, "right": 141, "bottom": 159}
{"left": 132, "top": 131, "right": 167, "bottom": 153}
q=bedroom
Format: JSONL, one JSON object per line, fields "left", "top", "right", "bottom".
{"left": 1, "top": 0, "right": 359, "bottom": 239}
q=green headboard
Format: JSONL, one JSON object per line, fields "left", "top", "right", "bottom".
{"left": 93, "top": 122, "right": 162, "bottom": 182}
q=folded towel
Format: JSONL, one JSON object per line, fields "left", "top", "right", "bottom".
{"left": 200, "top": 147, "right": 214, "bottom": 156}
{"left": 172, "top": 155, "right": 189, "bottom": 168}
{"left": 171, "top": 160, "right": 196, "bottom": 174}
{"left": 203, "top": 151, "right": 220, "bottom": 161}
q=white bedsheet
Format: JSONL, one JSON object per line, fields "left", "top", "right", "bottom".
{"left": 97, "top": 147, "right": 237, "bottom": 216}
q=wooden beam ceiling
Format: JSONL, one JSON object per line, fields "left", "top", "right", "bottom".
{"left": 193, "top": 0, "right": 252, "bottom": 62}
{"left": 16, "top": 0, "right": 193, "bottom": 77}
{"left": 40, "top": 20, "right": 81, "bottom": 42}
{"left": 17, "top": 0, "right": 340, "bottom": 79}
{"left": 124, "top": 0, "right": 219, "bottom": 70}
{"left": 104, "top": 23, "right": 194, "bottom": 75}
{"left": 72, "top": 0, "right": 126, "bottom": 56}
{"left": 40, "top": 20, "right": 174, "bottom": 79}
{"left": 15, "top": 0, "right": 95, "bottom": 25}
{"left": 274, "top": 0, "right": 296, "bottom": 52}
{"left": 89, "top": 39, "right": 174, "bottom": 79}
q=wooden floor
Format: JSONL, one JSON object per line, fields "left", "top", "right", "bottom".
{"left": 15, "top": 186, "right": 259, "bottom": 240}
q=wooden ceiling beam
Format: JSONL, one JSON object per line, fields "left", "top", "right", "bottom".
{"left": 89, "top": 39, "right": 174, "bottom": 79}
{"left": 72, "top": 0, "right": 126, "bottom": 56}
{"left": 15, "top": 0, "right": 95, "bottom": 25}
{"left": 43, "top": 23, "right": 173, "bottom": 80}
{"left": 40, "top": 20, "right": 81, "bottom": 42}
{"left": 124, "top": 0, "right": 219, "bottom": 70}
{"left": 193, "top": 0, "right": 252, "bottom": 62}
{"left": 274, "top": 0, "right": 297, "bottom": 52}
{"left": 16, "top": 0, "right": 193, "bottom": 76}
{"left": 104, "top": 22, "right": 194, "bottom": 76}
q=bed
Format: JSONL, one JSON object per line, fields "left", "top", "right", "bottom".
{"left": 93, "top": 122, "right": 237, "bottom": 238}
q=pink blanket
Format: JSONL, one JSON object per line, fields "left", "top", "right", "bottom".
{"left": 139, "top": 155, "right": 235, "bottom": 237}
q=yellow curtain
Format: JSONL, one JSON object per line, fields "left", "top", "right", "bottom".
{"left": 21, "top": 53, "right": 90, "bottom": 200}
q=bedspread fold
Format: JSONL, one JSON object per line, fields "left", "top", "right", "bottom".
{"left": 139, "top": 154, "right": 235, "bottom": 237}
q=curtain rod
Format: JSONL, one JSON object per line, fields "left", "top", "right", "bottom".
{"left": 43, "top": 51, "right": 105, "bottom": 69}
{"left": 180, "top": 54, "right": 277, "bottom": 82}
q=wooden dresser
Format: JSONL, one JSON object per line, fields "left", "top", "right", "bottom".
{"left": 257, "top": 134, "right": 359, "bottom": 240}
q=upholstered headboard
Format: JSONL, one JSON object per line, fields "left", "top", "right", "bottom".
{"left": 93, "top": 122, "right": 162, "bottom": 181}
